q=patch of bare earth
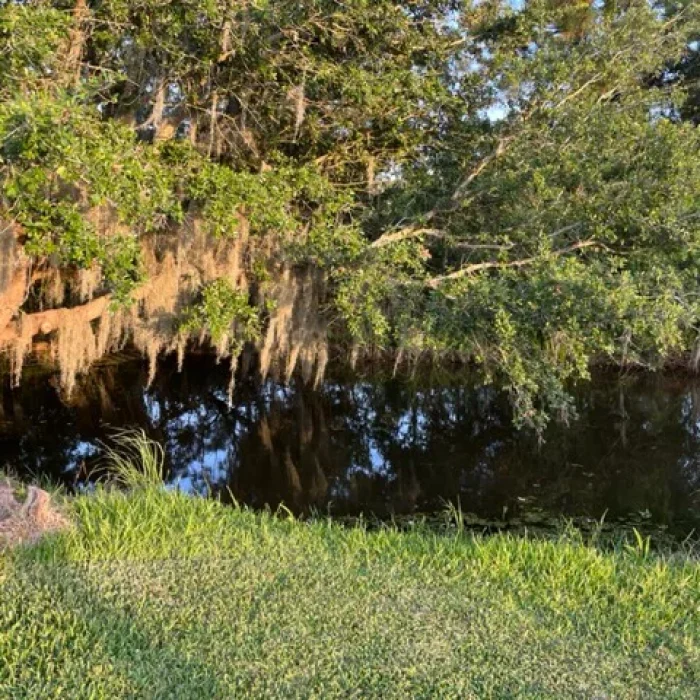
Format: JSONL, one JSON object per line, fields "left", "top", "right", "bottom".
{"left": 0, "top": 480, "right": 69, "bottom": 547}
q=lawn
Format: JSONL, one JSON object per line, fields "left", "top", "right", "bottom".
{"left": 1, "top": 487, "right": 699, "bottom": 699}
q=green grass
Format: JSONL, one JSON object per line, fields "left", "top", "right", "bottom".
{"left": 0, "top": 486, "right": 699, "bottom": 699}
{"left": 95, "top": 427, "right": 166, "bottom": 488}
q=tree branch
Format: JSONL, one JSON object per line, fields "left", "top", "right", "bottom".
{"left": 0, "top": 268, "right": 30, "bottom": 339}
{"left": 449, "top": 135, "right": 514, "bottom": 204}
{"left": 369, "top": 108, "right": 538, "bottom": 250}
{"left": 0, "top": 221, "right": 29, "bottom": 335}
{"left": 553, "top": 73, "right": 603, "bottom": 110}
{"left": 426, "top": 239, "right": 601, "bottom": 288}
{"left": 64, "top": 0, "right": 90, "bottom": 87}
{"left": 368, "top": 138, "right": 512, "bottom": 249}
{"left": 0, "top": 294, "right": 112, "bottom": 346}
{"left": 452, "top": 242, "right": 515, "bottom": 251}
{"left": 370, "top": 228, "right": 444, "bottom": 248}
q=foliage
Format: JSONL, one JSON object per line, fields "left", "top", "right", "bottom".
{"left": 0, "top": 92, "right": 174, "bottom": 300}
{"left": 359, "top": 0, "right": 700, "bottom": 427}
{"left": 0, "top": 0, "right": 699, "bottom": 428}
{"left": 180, "top": 278, "right": 261, "bottom": 350}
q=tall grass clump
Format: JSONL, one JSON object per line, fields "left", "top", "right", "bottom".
{"left": 97, "top": 429, "right": 165, "bottom": 489}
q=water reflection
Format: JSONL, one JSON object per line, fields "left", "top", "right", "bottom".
{"left": 1, "top": 356, "right": 699, "bottom": 530}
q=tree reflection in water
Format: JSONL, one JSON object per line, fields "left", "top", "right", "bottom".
{"left": 1, "top": 356, "right": 699, "bottom": 530}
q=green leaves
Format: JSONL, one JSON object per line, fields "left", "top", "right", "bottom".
{"left": 1, "top": 0, "right": 699, "bottom": 431}
{"left": 357, "top": 0, "right": 700, "bottom": 428}
{"left": 0, "top": 92, "right": 173, "bottom": 301}
{"left": 0, "top": 5, "right": 69, "bottom": 88}
{"left": 181, "top": 279, "right": 261, "bottom": 350}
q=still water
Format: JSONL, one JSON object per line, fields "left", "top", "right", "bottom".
{"left": 1, "top": 356, "right": 699, "bottom": 533}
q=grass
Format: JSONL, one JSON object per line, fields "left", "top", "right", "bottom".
{"left": 95, "top": 427, "right": 166, "bottom": 488}
{"left": 0, "top": 435, "right": 699, "bottom": 698}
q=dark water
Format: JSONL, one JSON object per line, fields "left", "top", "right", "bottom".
{"left": 1, "top": 356, "right": 700, "bottom": 534}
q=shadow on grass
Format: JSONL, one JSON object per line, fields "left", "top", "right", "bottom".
{"left": 1, "top": 557, "right": 223, "bottom": 698}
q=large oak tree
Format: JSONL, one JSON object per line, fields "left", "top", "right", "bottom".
{"left": 0, "top": 0, "right": 698, "bottom": 428}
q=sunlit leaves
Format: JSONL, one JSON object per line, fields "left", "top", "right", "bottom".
{"left": 180, "top": 278, "right": 261, "bottom": 349}
{"left": 1, "top": 0, "right": 699, "bottom": 431}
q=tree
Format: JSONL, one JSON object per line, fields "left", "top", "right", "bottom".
{"left": 0, "top": 0, "right": 460, "bottom": 395}
{"left": 348, "top": 0, "right": 700, "bottom": 428}
{"left": 0, "top": 0, "right": 699, "bottom": 430}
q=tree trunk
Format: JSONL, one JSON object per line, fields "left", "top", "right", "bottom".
{"left": 65, "top": 0, "right": 90, "bottom": 86}
{"left": 0, "top": 222, "right": 29, "bottom": 341}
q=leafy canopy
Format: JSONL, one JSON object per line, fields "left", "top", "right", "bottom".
{"left": 0, "top": 0, "right": 699, "bottom": 429}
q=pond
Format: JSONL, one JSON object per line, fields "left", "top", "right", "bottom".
{"left": 1, "top": 355, "right": 699, "bottom": 536}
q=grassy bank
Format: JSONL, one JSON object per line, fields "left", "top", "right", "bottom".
{"left": 1, "top": 487, "right": 699, "bottom": 698}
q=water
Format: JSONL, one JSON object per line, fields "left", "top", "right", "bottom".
{"left": 1, "top": 355, "right": 699, "bottom": 534}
